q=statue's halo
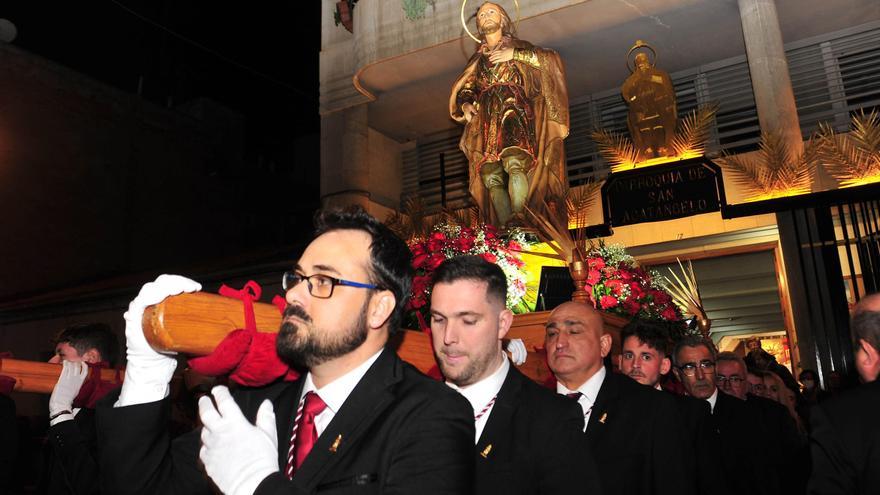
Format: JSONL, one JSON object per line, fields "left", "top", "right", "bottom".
{"left": 627, "top": 40, "right": 658, "bottom": 73}
{"left": 460, "top": 0, "right": 520, "bottom": 43}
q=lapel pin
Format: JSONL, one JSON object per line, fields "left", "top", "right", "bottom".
{"left": 599, "top": 412, "right": 608, "bottom": 424}
{"left": 480, "top": 444, "right": 493, "bottom": 458}
{"left": 329, "top": 434, "right": 342, "bottom": 453}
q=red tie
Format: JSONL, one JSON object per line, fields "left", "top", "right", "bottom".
{"left": 286, "top": 391, "right": 327, "bottom": 479}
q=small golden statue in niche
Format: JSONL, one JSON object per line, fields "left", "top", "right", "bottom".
{"left": 621, "top": 40, "right": 677, "bottom": 158}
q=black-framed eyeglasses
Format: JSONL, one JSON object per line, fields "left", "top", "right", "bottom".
{"left": 282, "top": 271, "right": 380, "bottom": 299}
{"left": 676, "top": 360, "right": 715, "bottom": 376}
{"left": 716, "top": 374, "right": 745, "bottom": 385}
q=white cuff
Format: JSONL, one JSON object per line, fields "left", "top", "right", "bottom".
{"left": 50, "top": 413, "right": 74, "bottom": 427}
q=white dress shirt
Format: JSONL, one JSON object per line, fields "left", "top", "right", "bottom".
{"left": 557, "top": 366, "right": 606, "bottom": 432}
{"left": 298, "top": 348, "right": 384, "bottom": 437}
{"left": 446, "top": 352, "right": 509, "bottom": 443}
{"left": 705, "top": 387, "right": 719, "bottom": 414}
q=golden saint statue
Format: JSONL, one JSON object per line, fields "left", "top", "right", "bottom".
{"left": 622, "top": 40, "right": 677, "bottom": 158}
{"left": 450, "top": 1, "right": 569, "bottom": 227}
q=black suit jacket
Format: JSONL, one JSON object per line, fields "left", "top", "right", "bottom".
{"left": 808, "top": 379, "right": 880, "bottom": 495}
{"left": 474, "top": 365, "right": 601, "bottom": 495}
{"left": 669, "top": 393, "right": 728, "bottom": 495}
{"left": 747, "top": 393, "right": 805, "bottom": 495}
{"left": 40, "top": 409, "right": 100, "bottom": 495}
{"left": 585, "top": 372, "right": 696, "bottom": 495}
{"left": 712, "top": 390, "right": 780, "bottom": 495}
{"left": 97, "top": 348, "right": 475, "bottom": 494}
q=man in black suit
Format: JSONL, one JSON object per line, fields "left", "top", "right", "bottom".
{"left": 618, "top": 319, "right": 724, "bottom": 495}
{"left": 42, "top": 322, "right": 119, "bottom": 495}
{"left": 97, "top": 207, "right": 474, "bottom": 494}
{"left": 808, "top": 294, "right": 880, "bottom": 494}
{"left": 716, "top": 352, "right": 804, "bottom": 495}
{"left": 429, "top": 256, "right": 601, "bottom": 495}
{"left": 673, "top": 336, "right": 778, "bottom": 495}
{"left": 544, "top": 302, "right": 695, "bottom": 495}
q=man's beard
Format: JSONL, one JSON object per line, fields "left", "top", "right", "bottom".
{"left": 276, "top": 300, "right": 369, "bottom": 369}
{"left": 437, "top": 345, "right": 498, "bottom": 387}
{"left": 480, "top": 20, "right": 501, "bottom": 35}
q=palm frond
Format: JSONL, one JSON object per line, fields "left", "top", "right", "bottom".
{"left": 719, "top": 130, "right": 814, "bottom": 200}
{"left": 817, "top": 114, "right": 880, "bottom": 186}
{"left": 671, "top": 103, "right": 719, "bottom": 157}
{"left": 591, "top": 128, "right": 640, "bottom": 171}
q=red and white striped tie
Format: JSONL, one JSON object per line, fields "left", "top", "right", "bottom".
{"left": 286, "top": 391, "right": 327, "bottom": 479}
{"left": 474, "top": 395, "right": 497, "bottom": 421}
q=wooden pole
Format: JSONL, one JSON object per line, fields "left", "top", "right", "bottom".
{"left": 4, "top": 292, "right": 628, "bottom": 393}
{"left": 0, "top": 359, "right": 121, "bottom": 395}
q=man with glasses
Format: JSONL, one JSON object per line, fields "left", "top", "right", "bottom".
{"left": 717, "top": 352, "right": 804, "bottom": 494}
{"left": 673, "top": 336, "right": 777, "bottom": 495}
{"left": 544, "top": 301, "right": 696, "bottom": 495}
{"left": 97, "top": 207, "right": 475, "bottom": 494}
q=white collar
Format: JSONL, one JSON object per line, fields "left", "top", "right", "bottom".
{"left": 447, "top": 352, "right": 509, "bottom": 413}
{"left": 300, "top": 348, "right": 384, "bottom": 414}
{"left": 557, "top": 366, "right": 606, "bottom": 404}
{"left": 706, "top": 387, "right": 719, "bottom": 413}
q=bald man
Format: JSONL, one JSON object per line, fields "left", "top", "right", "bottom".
{"left": 809, "top": 293, "right": 880, "bottom": 494}
{"left": 544, "top": 302, "right": 696, "bottom": 495}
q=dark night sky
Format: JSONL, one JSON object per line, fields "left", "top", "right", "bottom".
{"left": 1, "top": 1, "right": 321, "bottom": 148}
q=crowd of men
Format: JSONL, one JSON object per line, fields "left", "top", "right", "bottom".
{"left": 3, "top": 206, "right": 879, "bottom": 494}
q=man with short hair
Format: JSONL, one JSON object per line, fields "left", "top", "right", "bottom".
{"left": 618, "top": 319, "right": 672, "bottom": 389}
{"left": 545, "top": 302, "right": 695, "bottom": 495}
{"left": 430, "top": 255, "right": 600, "bottom": 494}
{"left": 673, "top": 337, "right": 776, "bottom": 495}
{"left": 43, "top": 323, "right": 119, "bottom": 495}
{"left": 808, "top": 294, "right": 880, "bottom": 494}
{"left": 97, "top": 207, "right": 475, "bottom": 494}
{"left": 716, "top": 352, "right": 804, "bottom": 495}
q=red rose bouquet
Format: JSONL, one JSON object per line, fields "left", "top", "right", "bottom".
{"left": 406, "top": 222, "right": 529, "bottom": 329}
{"left": 585, "top": 243, "right": 682, "bottom": 322}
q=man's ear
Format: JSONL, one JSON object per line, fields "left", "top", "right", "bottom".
{"left": 599, "top": 333, "right": 612, "bottom": 358}
{"left": 368, "top": 291, "right": 397, "bottom": 330}
{"left": 860, "top": 338, "right": 880, "bottom": 365}
{"left": 660, "top": 357, "right": 672, "bottom": 376}
{"left": 82, "top": 348, "right": 101, "bottom": 364}
{"left": 498, "top": 308, "right": 513, "bottom": 340}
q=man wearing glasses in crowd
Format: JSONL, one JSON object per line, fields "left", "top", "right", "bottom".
{"left": 673, "top": 336, "right": 780, "bottom": 495}
{"left": 97, "top": 207, "right": 474, "bottom": 495}
{"left": 715, "top": 352, "right": 804, "bottom": 495}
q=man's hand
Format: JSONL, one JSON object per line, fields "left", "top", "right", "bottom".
{"left": 116, "top": 274, "right": 201, "bottom": 407}
{"left": 49, "top": 361, "right": 88, "bottom": 425}
{"left": 488, "top": 47, "right": 514, "bottom": 64}
{"left": 199, "top": 386, "right": 279, "bottom": 495}
{"left": 461, "top": 102, "right": 478, "bottom": 123}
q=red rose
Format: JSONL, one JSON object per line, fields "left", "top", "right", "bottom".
{"left": 508, "top": 241, "right": 522, "bottom": 251}
{"left": 427, "top": 253, "right": 446, "bottom": 270}
{"left": 653, "top": 290, "right": 672, "bottom": 305}
{"left": 460, "top": 227, "right": 474, "bottom": 238}
{"left": 480, "top": 252, "right": 498, "bottom": 263}
{"left": 618, "top": 269, "right": 633, "bottom": 281}
{"left": 661, "top": 306, "right": 679, "bottom": 321}
{"left": 453, "top": 236, "right": 475, "bottom": 252}
{"left": 599, "top": 295, "right": 619, "bottom": 309}
{"left": 588, "top": 257, "right": 605, "bottom": 270}
{"left": 411, "top": 275, "right": 430, "bottom": 296}
{"left": 587, "top": 269, "right": 601, "bottom": 285}
{"left": 408, "top": 295, "right": 426, "bottom": 309}
{"left": 606, "top": 279, "right": 624, "bottom": 296}
{"left": 412, "top": 253, "right": 429, "bottom": 269}
{"left": 484, "top": 226, "right": 497, "bottom": 240}
{"left": 623, "top": 299, "right": 640, "bottom": 315}
{"left": 628, "top": 282, "right": 645, "bottom": 299}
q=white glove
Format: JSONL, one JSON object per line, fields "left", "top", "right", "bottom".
{"left": 115, "top": 274, "right": 201, "bottom": 407}
{"left": 199, "top": 386, "right": 279, "bottom": 495}
{"left": 49, "top": 361, "right": 89, "bottom": 425}
{"left": 506, "top": 338, "right": 527, "bottom": 366}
